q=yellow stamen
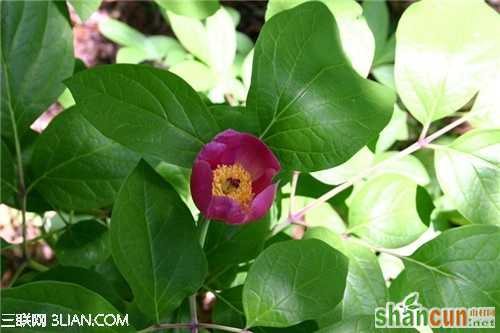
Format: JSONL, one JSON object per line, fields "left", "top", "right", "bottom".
{"left": 212, "top": 164, "right": 253, "bottom": 209}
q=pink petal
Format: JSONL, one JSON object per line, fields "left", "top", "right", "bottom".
{"left": 248, "top": 184, "right": 277, "bottom": 222}
{"left": 190, "top": 160, "right": 213, "bottom": 213}
{"left": 207, "top": 196, "right": 246, "bottom": 224}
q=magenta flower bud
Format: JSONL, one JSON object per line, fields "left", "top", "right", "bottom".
{"left": 190, "top": 129, "right": 281, "bottom": 225}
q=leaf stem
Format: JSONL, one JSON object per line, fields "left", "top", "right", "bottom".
{"left": 289, "top": 171, "right": 300, "bottom": 217}
{"left": 272, "top": 111, "right": 477, "bottom": 236}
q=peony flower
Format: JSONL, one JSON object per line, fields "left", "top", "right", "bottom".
{"left": 190, "top": 129, "right": 281, "bottom": 224}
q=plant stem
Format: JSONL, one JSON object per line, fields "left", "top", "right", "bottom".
{"left": 7, "top": 261, "right": 28, "bottom": 287}
{"left": 272, "top": 111, "right": 477, "bottom": 236}
{"left": 138, "top": 323, "right": 193, "bottom": 332}
{"left": 289, "top": 171, "right": 300, "bottom": 216}
{"left": 199, "top": 323, "right": 251, "bottom": 332}
{"left": 189, "top": 294, "right": 198, "bottom": 333}
{"left": 190, "top": 217, "right": 211, "bottom": 333}
{"left": 28, "top": 259, "right": 49, "bottom": 272}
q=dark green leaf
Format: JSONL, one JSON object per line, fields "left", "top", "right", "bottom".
{"left": 304, "top": 228, "right": 388, "bottom": 320}
{"left": 32, "top": 266, "right": 124, "bottom": 311}
{"left": 248, "top": 2, "right": 395, "bottom": 171}
{"left": 1, "top": 140, "right": 17, "bottom": 205}
{"left": 205, "top": 214, "right": 270, "bottom": 273}
{"left": 210, "top": 105, "right": 260, "bottom": 135}
{"left": 212, "top": 286, "right": 319, "bottom": 333}
{"left": 111, "top": 160, "right": 207, "bottom": 322}
{"left": 243, "top": 239, "right": 348, "bottom": 328}
{"left": 30, "top": 107, "right": 140, "bottom": 211}
{"left": 1, "top": 281, "right": 134, "bottom": 332}
{"left": 390, "top": 225, "right": 500, "bottom": 315}
{"left": 55, "top": 220, "right": 110, "bottom": 268}
{"left": 65, "top": 64, "right": 219, "bottom": 168}
{"left": 415, "top": 186, "right": 434, "bottom": 227}
{"left": 95, "top": 257, "right": 133, "bottom": 301}
{"left": 1, "top": 0, "right": 74, "bottom": 143}
{"left": 362, "top": 0, "right": 389, "bottom": 65}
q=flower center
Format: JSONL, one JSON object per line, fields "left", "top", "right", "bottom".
{"left": 212, "top": 164, "right": 253, "bottom": 209}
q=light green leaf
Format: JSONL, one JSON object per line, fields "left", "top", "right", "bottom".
{"left": 68, "top": 0, "right": 102, "bottom": 21}
{"left": 469, "top": 70, "right": 500, "bottom": 129}
{"left": 155, "top": 0, "right": 220, "bottom": 19}
{"left": 206, "top": 7, "right": 237, "bottom": 75}
{"left": 390, "top": 225, "right": 500, "bottom": 319}
{"left": 243, "top": 239, "right": 348, "bottom": 328}
{"left": 434, "top": 129, "right": 500, "bottom": 225}
{"left": 167, "top": 11, "right": 210, "bottom": 64}
{"left": 249, "top": 2, "right": 394, "bottom": 172}
{"left": 57, "top": 88, "right": 76, "bottom": 109}
{"left": 311, "top": 147, "right": 374, "bottom": 186}
{"left": 99, "top": 18, "right": 146, "bottom": 48}
{"left": 371, "top": 64, "right": 395, "bottom": 90}
{"left": 1, "top": 1, "right": 74, "bottom": 143}
{"left": 111, "top": 161, "right": 207, "bottom": 322}
{"left": 375, "top": 104, "right": 408, "bottom": 153}
{"left": 242, "top": 49, "right": 253, "bottom": 90}
{"left": 30, "top": 107, "right": 140, "bottom": 211}
{"left": 65, "top": 64, "right": 219, "bottom": 168}
{"left": 395, "top": 0, "right": 500, "bottom": 125}
{"left": 170, "top": 60, "right": 216, "bottom": 91}
{"left": 304, "top": 228, "right": 389, "bottom": 320}
{"left": 143, "top": 36, "right": 182, "bottom": 59}
{"left": 55, "top": 220, "right": 110, "bottom": 269}
{"left": 372, "top": 152, "right": 429, "bottom": 186}
{"left": 266, "top": 0, "right": 375, "bottom": 76}
{"left": 349, "top": 174, "right": 428, "bottom": 248}
{"left": 116, "top": 47, "right": 149, "bottom": 64}
{"left": 236, "top": 32, "right": 254, "bottom": 56}
{"left": 1, "top": 281, "right": 134, "bottom": 332}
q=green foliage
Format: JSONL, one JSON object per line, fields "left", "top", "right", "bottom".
{"left": 30, "top": 107, "right": 140, "bottom": 211}
{"left": 55, "top": 220, "right": 110, "bottom": 268}
{"left": 1, "top": 281, "right": 134, "bottom": 332}
{"left": 395, "top": 0, "right": 500, "bottom": 126}
{"left": 435, "top": 129, "right": 500, "bottom": 225}
{"left": 1, "top": 0, "right": 74, "bottom": 144}
{"left": 348, "top": 174, "right": 428, "bottom": 248}
{"left": 1, "top": 0, "right": 500, "bottom": 331}
{"left": 155, "top": 0, "right": 220, "bottom": 19}
{"left": 110, "top": 161, "right": 207, "bottom": 322}
{"left": 243, "top": 239, "right": 348, "bottom": 328}
{"left": 68, "top": 0, "right": 102, "bottom": 21}
{"left": 248, "top": 2, "right": 395, "bottom": 172}
{"left": 390, "top": 225, "right": 500, "bottom": 312}
{"left": 65, "top": 65, "right": 219, "bottom": 168}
